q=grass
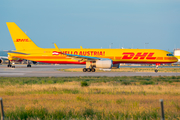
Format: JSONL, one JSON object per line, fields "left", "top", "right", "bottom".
{"left": 1, "top": 76, "right": 180, "bottom": 84}
{"left": 4, "top": 107, "right": 163, "bottom": 120}
{"left": 81, "top": 81, "right": 89, "bottom": 87}
{"left": 0, "top": 76, "right": 180, "bottom": 119}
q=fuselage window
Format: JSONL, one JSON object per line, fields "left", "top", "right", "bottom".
{"left": 166, "top": 54, "right": 173, "bottom": 56}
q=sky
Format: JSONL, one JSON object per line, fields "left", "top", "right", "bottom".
{"left": 0, "top": 0, "right": 180, "bottom": 52}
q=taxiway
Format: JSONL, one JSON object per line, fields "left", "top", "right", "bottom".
{"left": 0, "top": 65, "right": 180, "bottom": 77}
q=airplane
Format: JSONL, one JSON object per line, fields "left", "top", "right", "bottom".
{"left": 0, "top": 55, "right": 32, "bottom": 67}
{"left": 4, "top": 50, "right": 36, "bottom": 68}
{"left": 0, "top": 50, "right": 26, "bottom": 66}
{"left": 0, "top": 51, "right": 8, "bottom": 64}
{"left": 6, "top": 22, "right": 178, "bottom": 72}
{"left": 0, "top": 56, "right": 8, "bottom": 64}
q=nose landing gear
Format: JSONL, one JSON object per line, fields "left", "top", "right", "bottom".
{"left": 155, "top": 69, "right": 158, "bottom": 73}
{"left": 155, "top": 63, "right": 160, "bottom": 73}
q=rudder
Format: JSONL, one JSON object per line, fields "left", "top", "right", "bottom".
{"left": 6, "top": 22, "right": 41, "bottom": 51}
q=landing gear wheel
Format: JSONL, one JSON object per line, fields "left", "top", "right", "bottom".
{"left": 12, "top": 66, "right": 15, "bottom": 68}
{"left": 7, "top": 60, "right": 11, "bottom": 68}
{"left": 27, "top": 65, "right": 31, "bottom": 67}
{"left": 155, "top": 69, "right": 158, "bottom": 73}
{"left": 7, "top": 65, "right": 12, "bottom": 67}
{"left": 83, "top": 68, "right": 87, "bottom": 72}
{"left": 87, "top": 68, "right": 91, "bottom": 72}
{"left": 91, "top": 68, "right": 96, "bottom": 72}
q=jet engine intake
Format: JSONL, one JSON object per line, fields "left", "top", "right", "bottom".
{"left": 0, "top": 59, "right": 2, "bottom": 64}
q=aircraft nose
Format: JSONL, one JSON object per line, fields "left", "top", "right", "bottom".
{"left": 174, "top": 57, "right": 178, "bottom": 62}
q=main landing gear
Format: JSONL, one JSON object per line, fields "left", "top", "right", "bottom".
{"left": 83, "top": 61, "right": 96, "bottom": 72}
{"left": 7, "top": 60, "right": 32, "bottom": 68}
{"left": 7, "top": 60, "right": 15, "bottom": 68}
{"left": 27, "top": 61, "right": 31, "bottom": 67}
{"left": 7, "top": 61, "right": 15, "bottom": 68}
{"left": 7, "top": 60, "right": 12, "bottom": 68}
{"left": 27, "top": 64, "right": 31, "bottom": 67}
{"left": 83, "top": 68, "right": 96, "bottom": 72}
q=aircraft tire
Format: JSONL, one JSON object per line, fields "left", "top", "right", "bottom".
{"left": 12, "top": 66, "right": 15, "bottom": 68}
{"left": 155, "top": 69, "right": 158, "bottom": 73}
{"left": 83, "top": 68, "right": 87, "bottom": 72}
{"left": 92, "top": 68, "right": 96, "bottom": 72}
{"left": 87, "top": 68, "right": 91, "bottom": 72}
{"left": 27, "top": 65, "right": 31, "bottom": 67}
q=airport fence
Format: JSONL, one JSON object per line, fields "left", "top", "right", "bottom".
{"left": 0, "top": 98, "right": 4, "bottom": 120}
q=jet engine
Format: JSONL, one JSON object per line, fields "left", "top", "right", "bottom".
{"left": 95, "top": 60, "right": 113, "bottom": 69}
{"left": 0, "top": 59, "right": 2, "bottom": 64}
{"left": 32, "top": 61, "right": 37, "bottom": 64}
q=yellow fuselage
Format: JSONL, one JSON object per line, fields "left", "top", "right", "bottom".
{"left": 8, "top": 48, "right": 178, "bottom": 64}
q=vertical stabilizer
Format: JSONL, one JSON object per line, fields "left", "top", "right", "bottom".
{"left": 6, "top": 22, "right": 41, "bottom": 51}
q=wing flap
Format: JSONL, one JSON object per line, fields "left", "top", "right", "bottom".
{"left": 66, "top": 54, "right": 101, "bottom": 62}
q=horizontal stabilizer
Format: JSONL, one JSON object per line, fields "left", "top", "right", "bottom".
{"left": 4, "top": 50, "right": 29, "bottom": 55}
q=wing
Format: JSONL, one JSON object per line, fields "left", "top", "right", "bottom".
{"left": 0, "top": 56, "right": 8, "bottom": 60}
{"left": 54, "top": 43, "right": 109, "bottom": 62}
{"left": 65, "top": 54, "right": 101, "bottom": 62}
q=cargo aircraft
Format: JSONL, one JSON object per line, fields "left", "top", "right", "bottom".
{"left": 0, "top": 55, "right": 35, "bottom": 67}
{"left": 0, "top": 56, "right": 8, "bottom": 64}
{"left": 6, "top": 22, "right": 178, "bottom": 72}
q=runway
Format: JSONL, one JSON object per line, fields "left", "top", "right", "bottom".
{"left": 0, "top": 65, "right": 180, "bottom": 77}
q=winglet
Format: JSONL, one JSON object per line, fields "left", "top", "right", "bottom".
{"left": 80, "top": 46, "right": 83, "bottom": 49}
{"left": 54, "top": 43, "right": 63, "bottom": 54}
{"left": 54, "top": 43, "right": 59, "bottom": 51}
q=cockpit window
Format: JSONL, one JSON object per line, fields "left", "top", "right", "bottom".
{"left": 166, "top": 54, "right": 174, "bottom": 56}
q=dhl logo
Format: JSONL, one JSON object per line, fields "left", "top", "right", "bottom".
{"left": 122, "top": 52, "right": 156, "bottom": 60}
{"left": 15, "top": 39, "right": 31, "bottom": 42}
